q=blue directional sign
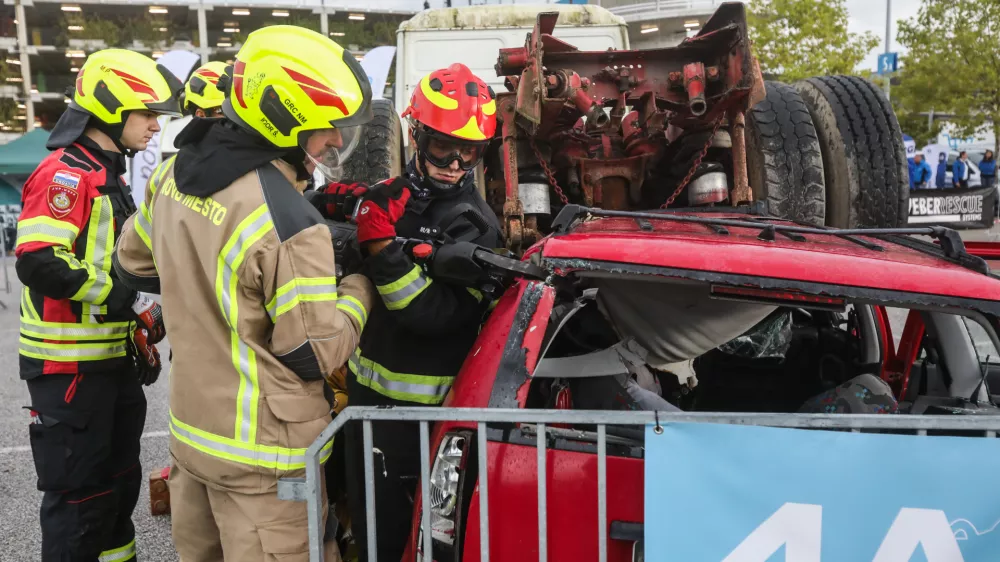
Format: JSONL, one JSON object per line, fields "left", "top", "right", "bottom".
{"left": 878, "top": 52, "right": 899, "bottom": 76}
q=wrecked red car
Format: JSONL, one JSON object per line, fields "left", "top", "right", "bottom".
{"left": 403, "top": 207, "right": 1000, "bottom": 562}
{"left": 311, "top": 3, "right": 976, "bottom": 560}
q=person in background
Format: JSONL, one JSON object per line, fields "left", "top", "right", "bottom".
{"left": 935, "top": 152, "right": 948, "bottom": 189}
{"left": 979, "top": 150, "right": 996, "bottom": 189}
{"left": 910, "top": 153, "right": 932, "bottom": 189}
{"left": 953, "top": 151, "right": 973, "bottom": 189}
{"left": 182, "top": 61, "right": 228, "bottom": 118}
{"left": 982, "top": 150, "right": 998, "bottom": 219}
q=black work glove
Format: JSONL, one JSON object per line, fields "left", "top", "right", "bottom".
{"left": 128, "top": 326, "right": 162, "bottom": 386}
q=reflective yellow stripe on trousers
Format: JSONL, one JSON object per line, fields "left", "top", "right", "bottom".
{"left": 99, "top": 539, "right": 136, "bottom": 562}
{"left": 350, "top": 350, "right": 453, "bottom": 405}
{"left": 216, "top": 204, "right": 273, "bottom": 444}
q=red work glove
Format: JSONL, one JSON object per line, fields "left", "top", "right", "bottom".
{"left": 128, "top": 327, "right": 162, "bottom": 386}
{"left": 355, "top": 177, "right": 412, "bottom": 245}
{"left": 131, "top": 293, "right": 165, "bottom": 344}
{"left": 311, "top": 182, "right": 368, "bottom": 221}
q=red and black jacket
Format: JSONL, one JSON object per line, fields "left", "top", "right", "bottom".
{"left": 15, "top": 137, "right": 137, "bottom": 379}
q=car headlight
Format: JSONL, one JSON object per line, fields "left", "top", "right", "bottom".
{"left": 429, "top": 434, "right": 467, "bottom": 545}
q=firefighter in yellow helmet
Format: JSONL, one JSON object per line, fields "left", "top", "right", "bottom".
{"left": 114, "top": 26, "right": 375, "bottom": 560}
{"left": 16, "top": 49, "right": 180, "bottom": 561}
{"left": 183, "top": 61, "right": 228, "bottom": 118}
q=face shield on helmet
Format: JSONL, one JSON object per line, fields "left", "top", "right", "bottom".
{"left": 299, "top": 125, "right": 360, "bottom": 182}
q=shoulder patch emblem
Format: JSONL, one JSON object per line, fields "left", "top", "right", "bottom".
{"left": 47, "top": 184, "right": 79, "bottom": 218}
{"left": 52, "top": 170, "right": 81, "bottom": 189}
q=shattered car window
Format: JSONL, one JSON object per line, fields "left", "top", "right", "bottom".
{"left": 962, "top": 316, "right": 1000, "bottom": 365}
{"left": 716, "top": 311, "right": 793, "bottom": 359}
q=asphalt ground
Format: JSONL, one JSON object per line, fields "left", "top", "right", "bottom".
{"left": 0, "top": 221, "right": 997, "bottom": 560}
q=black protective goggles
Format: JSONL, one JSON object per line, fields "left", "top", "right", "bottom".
{"left": 415, "top": 127, "right": 489, "bottom": 172}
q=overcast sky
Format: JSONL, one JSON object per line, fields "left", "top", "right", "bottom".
{"left": 344, "top": 0, "right": 926, "bottom": 72}
{"left": 845, "top": 0, "right": 923, "bottom": 71}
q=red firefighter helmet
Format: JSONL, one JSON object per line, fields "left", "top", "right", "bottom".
{"left": 402, "top": 63, "right": 497, "bottom": 172}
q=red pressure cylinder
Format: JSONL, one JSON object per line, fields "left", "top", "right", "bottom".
{"left": 683, "top": 62, "right": 707, "bottom": 116}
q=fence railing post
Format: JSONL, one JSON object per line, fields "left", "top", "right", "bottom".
{"left": 363, "top": 420, "right": 378, "bottom": 562}
{"left": 419, "top": 421, "right": 432, "bottom": 562}
{"left": 478, "top": 422, "right": 491, "bottom": 562}
{"left": 598, "top": 424, "right": 608, "bottom": 562}
{"left": 537, "top": 423, "right": 547, "bottom": 562}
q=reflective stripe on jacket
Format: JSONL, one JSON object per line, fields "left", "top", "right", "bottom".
{"left": 114, "top": 157, "right": 374, "bottom": 493}
{"left": 15, "top": 140, "right": 136, "bottom": 377}
{"left": 348, "top": 166, "right": 504, "bottom": 407}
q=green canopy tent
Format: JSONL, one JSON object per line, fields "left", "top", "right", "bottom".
{"left": 0, "top": 128, "right": 51, "bottom": 175}
{"left": 0, "top": 176, "right": 21, "bottom": 205}
{"left": 0, "top": 128, "right": 52, "bottom": 207}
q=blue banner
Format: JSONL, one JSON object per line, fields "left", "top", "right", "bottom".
{"left": 645, "top": 422, "right": 1000, "bottom": 561}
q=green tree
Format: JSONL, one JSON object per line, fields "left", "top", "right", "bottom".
{"left": 896, "top": 0, "right": 1000, "bottom": 154}
{"left": 748, "top": 0, "right": 880, "bottom": 82}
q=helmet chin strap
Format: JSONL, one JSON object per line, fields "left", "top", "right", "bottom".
{"left": 91, "top": 113, "right": 136, "bottom": 157}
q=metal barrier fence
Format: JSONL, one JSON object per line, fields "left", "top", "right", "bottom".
{"left": 278, "top": 407, "right": 1000, "bottom": 562}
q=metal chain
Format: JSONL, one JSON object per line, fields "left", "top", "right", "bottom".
{"left": 660, "top": 116, "right": 725, "bottom": 209}
{"left": 530, "top": 138, "right": 570, "bottom": 205}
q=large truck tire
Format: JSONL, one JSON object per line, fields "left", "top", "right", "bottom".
{"left": 794, "top": 76, "right": 909, "bottom": 228}
{"left": 745, "top": 81, "right": 826, "bottom": 226}
{"left": 342, "top": 99, "right": 403, "bottom": 186}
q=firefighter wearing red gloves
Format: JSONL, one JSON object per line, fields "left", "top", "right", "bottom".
{"left": 321, "top": 63, "right": 503, "bottom": 562}
{"left": 15, "top": 49, "right": 179, "bottom": 561}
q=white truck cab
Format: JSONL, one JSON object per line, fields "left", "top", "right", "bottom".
{"left": 394, "top": 4, "right": 629, "bottom": 146}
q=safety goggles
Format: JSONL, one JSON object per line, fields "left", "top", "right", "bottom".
{"left": 416, "top": 128, "right": 488, "bottom": 172}
{"left": 299, "top": 126, "right": 361, "bottom": 183}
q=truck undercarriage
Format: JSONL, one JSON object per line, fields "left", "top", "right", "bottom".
{"left": 485, "top": 4, "right": 764, "bottom": 252}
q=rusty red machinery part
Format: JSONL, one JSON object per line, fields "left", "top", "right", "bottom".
{"left": 730, "top": 110, "right": 752, "bottom": 204}
{"left": 660, "top": 116, "right": 725, "bottom": 209}
{"left": 492, "top": 4, "right": 764, "bottom": 251}
{"left": 683, "top": 62, "right": 707, "bottom": 117}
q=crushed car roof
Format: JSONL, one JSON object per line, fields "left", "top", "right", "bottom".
{"left": 537, "top": 213, "right": 1000, "bottom": 302}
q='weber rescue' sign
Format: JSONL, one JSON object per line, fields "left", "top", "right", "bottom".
{"left": 908, "top": 186, "right": 997, "bottom": 229}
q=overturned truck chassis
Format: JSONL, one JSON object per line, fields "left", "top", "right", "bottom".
{"left": 491, "top": 3, "right": 765, "bottom": 251}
